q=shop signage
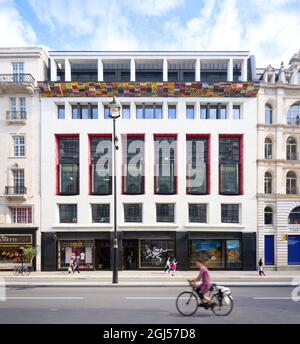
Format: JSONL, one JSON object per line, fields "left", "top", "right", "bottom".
{"left": 0, "top": 234, "right": 32, "bottom": 245}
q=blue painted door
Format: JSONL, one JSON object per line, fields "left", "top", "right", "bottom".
{"left": 264, "top": 235, "right": 274, "bottom": 265}
{"left": 288, "top": 235, "right": 300, "bottom": 265}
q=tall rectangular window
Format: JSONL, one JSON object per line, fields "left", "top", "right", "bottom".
{"left": 200, "top": 104, "right": 227, "bottom": 119}
{"left": 189, "top": 204, "right": 207, "bottom": 223}
{"left": 233, "top": 105, "right": 241, "bottom": 119}
{"left": 91, "top": 204, "right": 110, "bottom": 223}
{"left": 124, "top": 204, "right": 142, "bottom": 222}
{"left": 104, "top": 105, "right": 110, "bottom": 119}
{"left": 219, "top": 136, "right": 242, "bottom": 195}
{"left": 57, "top": 105, "right": 65, "bottom": 119}
{"left": 90, "top": 136, "right": 112, "bottom": 195}
{"left": 19, "top": 97, "right": 26, "bottom": 112}
{"left": 122, "top": 105, "right": 130, "bottom": 119}
{"left": 12, "top": 169, "right": 25, "bottom": 194}
{"left": 136, "top": 104, "right": 162, "bottom": 119}
{"left": 59, "top": 204, "right": 77, "bottom": 223}
{"left": 186, "top": 105, "right": 195, "bottom": 119}
{"left": 10, "top": 97, "right": 16, "bottom": 112}
{"left": 122, "top": 135, "right": 144, "bottom": 194}
{"left": 186, "top": 135, "right": 209, "bottom": 194}
{"left": 168, "top": 105, "right": 176, "bottom": 119}
{"left": 221, "top": 204, "right": 239, "bottom": 223}
{"left": 12, "top": 62, "right": 24, "bottom": 82}
{"left": 154, "top": 135, "right": 177, "bottom": 194}
{"left": 10, "top": 207, "right": 32, "bottom": 224}
{"left": 57, "top": 136, "right": 79, "bottom": 195}
{"left": 12, "top": 135, "right": 25, "bottom": 157}
{"left": 156, "top": 203, "right": 175, "bottom": 222}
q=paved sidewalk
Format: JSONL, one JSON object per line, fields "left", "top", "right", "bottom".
{"left": 0, "top": 270, "right": 299, "bottom": 287}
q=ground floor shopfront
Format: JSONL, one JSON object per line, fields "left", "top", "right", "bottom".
{"left": 41, "top": 231, "right": 256, "bottom": 271}
{"left": 0, "top": 228, "right": 37, "bottom": 270}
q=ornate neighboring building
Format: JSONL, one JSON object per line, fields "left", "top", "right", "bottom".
{"left": 257, "top": 50, "right": 300, "bottom": 269}
{"left": 0, "top": 48, "right": 48, "bottom": 270}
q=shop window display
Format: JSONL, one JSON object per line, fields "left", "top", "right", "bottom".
{"left": 140, "top": 240, "right": 175, "bottom": 268}
{"left": 58, "top": 240, "right": 94, "bottom": 270}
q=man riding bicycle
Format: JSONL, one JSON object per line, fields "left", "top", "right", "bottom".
{"left": 190, "top": 259, "right": 213, "bottom": 305}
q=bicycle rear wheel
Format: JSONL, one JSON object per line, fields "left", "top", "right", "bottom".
{"left": 211, "top": 294, "right": 233, "bottom": 316}
{"left": 176, "top": 291, "right": 198, "bottom": 316}
{"left": 12, "top": 268, "right": 19, "bottom": 276}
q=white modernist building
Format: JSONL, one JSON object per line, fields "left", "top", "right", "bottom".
{"left": 39, "top": 51, "right": 258, "bottom": 271}
{"left": 0, "top": 48, "right": 48, "bottom": 270}
{"left": 257, "top": 50, "right": 300, "bottom": 269}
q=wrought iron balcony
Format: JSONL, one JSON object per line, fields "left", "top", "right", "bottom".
{"left": 6, "top": 111, "right": 27, "bottom": 122}
{"left": 4, "top": 186, "right": 27, "bottom": 196}
{"left": 0, "top": 74, "right": 35, "bottom": 85}
{"left": 0, "top": 74, "right": 35, "bottom": 94}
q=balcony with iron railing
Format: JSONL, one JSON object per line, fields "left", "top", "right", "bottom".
{"left": 6, "top": 110, "right": 27, "bottom": 123}
{"left": 4, "top": 186, "right": 27, "bottom": 199}
{"left": 0, "top": 74, "right": 35, "bottom": 94}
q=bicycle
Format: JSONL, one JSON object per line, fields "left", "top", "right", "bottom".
{"left": 12, "top": 265, "right": 31, "bottom": 276}
{"left": 176, "top": 280, "right": 233, "bottom": 317}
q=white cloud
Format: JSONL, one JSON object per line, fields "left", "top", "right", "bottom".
{"left": 0, "top": 0, "right": 36, "bottom": 47}
{"left": 127, "top": 0, "right": 185, "bottom": 16}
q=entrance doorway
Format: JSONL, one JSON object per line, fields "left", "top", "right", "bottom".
{"left": 95, "top": 240, "right": 110, "bottom": 270}
{"left": 123, "top": 240, "right": 138, "bottom": 270}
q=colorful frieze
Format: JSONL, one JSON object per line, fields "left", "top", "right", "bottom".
{"left": 38, "top": 81, "right": 259, "bottom": 98}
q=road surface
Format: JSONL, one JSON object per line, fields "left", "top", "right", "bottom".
{"left": 0, "top": 286, "right": 299, "bottom": 324}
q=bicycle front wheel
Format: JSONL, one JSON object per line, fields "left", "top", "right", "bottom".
{"left": 176, "top": 291, "right": 198, "bottom": 316}
{"left": 211, "top": 294, "right": 233, "bottom": 316}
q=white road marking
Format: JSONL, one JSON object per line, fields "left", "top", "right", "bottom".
{"left": 126, "top": 297, "right": 178, "bottom": 300}
{"left": 5, "top": 296, "right": 83, "bottom": 300}
{"left": 253, "top": 297, "right": 294, "bottom": 300}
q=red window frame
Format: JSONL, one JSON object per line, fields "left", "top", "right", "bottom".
{"left": 186, "top": 134, "right": 210, "bottom": 195}
{"left": 55, "top": 134, "right": 79, "bottom": 195}
{"left": 121, "top": 133, "right": 145, "bottom": 195}
{"left": 153, "top": 134, "right": 178, "bottom": 195}
{"left": 88, "top": 133, "right": 112, "bottom": 195}
{"left": 219, "top": 134, "right": 244, "bottom": 195}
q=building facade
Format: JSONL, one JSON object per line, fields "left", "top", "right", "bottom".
{"left": 0, "top": 48, "right": 48, "bottom": 270}
{"left": 258, "top": 50, "right": 300, "bottom": 269}
{"left": 40, "top": 51, "right": 258, "bottom": 271}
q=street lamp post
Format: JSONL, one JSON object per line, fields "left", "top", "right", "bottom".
{"left": 108, "top": 97, "right": 121, "bottom": 284}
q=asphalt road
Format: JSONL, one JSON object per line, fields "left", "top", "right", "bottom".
{"left": 0, "top": 286, "right": 299, "bottom": 324}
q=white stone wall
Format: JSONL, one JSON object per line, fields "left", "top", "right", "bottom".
{"left": 41, "top": 96, "right": 258, "bottom": 238}
{"left": 257, "top": 83, "right": 300, "bottom": 269}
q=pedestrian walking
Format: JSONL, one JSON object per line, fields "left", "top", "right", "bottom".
{"left": 258, "top": 258, "right": 266, "bottom": 277}
{"left": 164, "top": 257, "right": 171, "bottom": 273}
{"left": 74, "top": 256, "right": 80, "bottom": 273}
{"left": 68, "top": 255, "right": 75, "bottom": 274}
{"left": 170, "top": 258, "right": 177, "bottom": 276}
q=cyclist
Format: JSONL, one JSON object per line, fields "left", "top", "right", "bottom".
{"left": 190, "top": 259, "right": 213, "bottom": 305}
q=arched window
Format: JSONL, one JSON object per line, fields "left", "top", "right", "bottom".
{"left": 264, "top": 138, "right": 272, "bottom": 159}
{"left": 264, "top": 172, "right": 272, "bottom": 194}
{"left": 264, "top": 207, "right": 273, "bottom": 225}
{"left": 288, "top": 206, "right": 300, "bottom": 224}
{"left": 286, "top": 137, "right": 297, "bottom": 160}
{"left": 286, "top": 171, "right": 297, "bottom": 194}
{"left": 265, "top": 104, "right": 273, "bottom": 124}
{"left": 287, "top": 103, "right": 300, "bottom": 125}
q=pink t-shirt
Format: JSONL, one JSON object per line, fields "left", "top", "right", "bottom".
{"left": 197, "top": 265, "right": 211, "bottom": 285}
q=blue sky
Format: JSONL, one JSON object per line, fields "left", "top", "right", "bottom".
{"left": 0, "top": 0, "right": 300, "bottom": 67}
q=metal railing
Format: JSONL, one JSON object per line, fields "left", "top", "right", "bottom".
{"left": 6, "top": 111, "right": 27, "bottom": 120}
{"left": 0, "top": 74, "right": 35, "bottom": 85}
{"left": 4, "top": 186, "right": 27, "bottom": 195}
